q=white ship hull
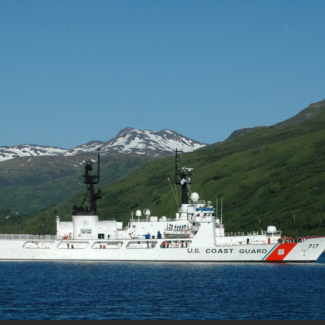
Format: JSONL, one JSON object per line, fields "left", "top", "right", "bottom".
{"left": 0, "top": 237, "right": 324, "bottom": 263}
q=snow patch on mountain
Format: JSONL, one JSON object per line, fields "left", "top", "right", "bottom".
{"left": 100, "top": 128, "right": 206, "bottom": 155}
{"left": 0, "top": 128, "right": 207, "bottom": 162}
{"left": 0, "top": 144, "right": 73, "bottom": 162}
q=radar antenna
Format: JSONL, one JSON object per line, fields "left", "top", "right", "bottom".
{"left": 73, "top": 148, "right": 102, "bottom": 215}
{"left": 174, "top": 149, "right": 193, "bottom": 204}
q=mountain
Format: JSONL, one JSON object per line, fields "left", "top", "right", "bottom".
{"left": 225, "top": 126, "right": 268, "bottom": 142}
{"left": 0, "top": 128, "right": 206, "bottom": 214}
{"left": 98, "top": 128, "right": 207, "bottom": 157}
{"left": 0, "top": 128, "right": 207, "bottom": 162}
{"left": 275, "top": 99, "right": 325, "bottom": 128}
{"left": 224, "top": 99, "right": 325, "bottom": 142}
{"left": 3, "top": 99, "right": 325, "bottom": 237}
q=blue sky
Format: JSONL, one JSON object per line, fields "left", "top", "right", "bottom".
{"left": 1, "top": 0, "right": 324, "bottom": 148}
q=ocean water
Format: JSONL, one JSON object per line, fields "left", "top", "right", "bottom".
{"left": 0, "top": 255, "right": 325, "bottom": 320}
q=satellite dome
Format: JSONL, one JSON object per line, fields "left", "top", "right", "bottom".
{"left": 136, "top": 210, "right": 142, "bottom": 217}
{"left": 267, "top": 226, "right": 277, "bottom": 233}
{"left": 143, "top": 209, "right": 151, "bottom": 217}
{"left": 191, "top": 192, "right": 199, "bottom": 203}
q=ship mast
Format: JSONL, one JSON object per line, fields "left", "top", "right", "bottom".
{"left": 73, "top": 148, "right": 102, "bottom": 215}
{"left": 174, "top": 149, "right": 193, "bottom": 205}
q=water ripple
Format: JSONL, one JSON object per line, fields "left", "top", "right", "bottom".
{"left": 0, "top": 255, "right": 325, "bottom": 319}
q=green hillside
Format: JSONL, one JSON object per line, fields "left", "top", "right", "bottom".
{"left": 2, "top": 100, "right": 325, "bottom": 237}
{"left": 275, "top": 99, "right": 325, "bottom": 129}
{"left": 0, "top": 154, "right": 153, "bottom": 214}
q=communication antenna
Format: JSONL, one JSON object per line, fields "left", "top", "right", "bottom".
{"left": 84, "top": 148, "right": 101, "bottom": 186}
{"left": 168, "top": 177, "right": 179, "bottom": 207}
{"left": 73, "top": 148, "right": 102, "bottom": 215}
{"left": 216, "top": 198, "right": 218, "bottom": 219}
{"left": 174, "top": 149, "right": 193, "bottom": 204}
{"left": 221, "top": 197, "right": 223, "bottom": 235}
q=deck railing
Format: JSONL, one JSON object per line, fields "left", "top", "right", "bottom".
{"left": 0, "top": 234, "right": 56, "bottom": 241}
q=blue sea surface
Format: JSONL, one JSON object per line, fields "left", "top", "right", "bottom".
{"left": 0, "top": 254, "right": 325, "bottom": 320}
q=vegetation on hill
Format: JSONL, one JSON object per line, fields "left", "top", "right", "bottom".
{"left": 1, "top": 100, "right": 325, "bottom": 237}
{"left": 0, "top": 154, "right": 153, "bottom": 214}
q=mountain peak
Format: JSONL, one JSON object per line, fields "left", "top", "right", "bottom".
{"left": 100, "top": 128, "right": 207, "bottom": 157}
{"left": 0, "top": 128, "right": 207, "bottom": 162}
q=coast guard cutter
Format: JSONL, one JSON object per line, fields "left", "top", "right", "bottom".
{"left": 0, "top": 149, "right": 324, "bottom": 262}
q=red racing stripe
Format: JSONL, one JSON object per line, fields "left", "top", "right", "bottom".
{"left": 264, "top": 243, "right": 297, "bottom": 261}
